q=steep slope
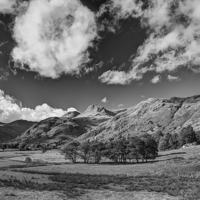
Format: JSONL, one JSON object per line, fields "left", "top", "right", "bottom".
{"left": 79, "top": 95, "right": 200, "bottom": 141}
{"left": 0, "top": 120, "right": 35, "bottom": 143}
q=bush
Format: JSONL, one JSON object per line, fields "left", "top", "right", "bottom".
{"left": 24, "top": 157, "right": 32, "bottom": 164}
{"left": 0, "top": 143, "right": 6, "bottom": 151}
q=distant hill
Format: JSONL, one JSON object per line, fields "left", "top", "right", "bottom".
{"left": 0, "top": 120, "right": 35, "bottom": 143}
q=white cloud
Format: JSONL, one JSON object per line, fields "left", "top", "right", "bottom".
{"left": 167, "top": 75, "right": 180, "bottom": 82}
{"left": 0, "top": 90, "right": 66, "bottom": 123}
{"left": 138, "top": 0, "right": 200, "bottom": 71}
{"left": 150, "top": 75, "right": 161, "bottom": 84}
{"left": 11, "top": 0, "right": 97, "bottom": 78}
{"left": 98, "top": 64, "right": 147, "bottom": 85}
{"left": 98, "top": 0, "right": 200, "bottom": 84}
{"left": 99, "top": 70, "right": 131, "bottom": 85}
{"left": 118, "top": 104, "right": 124, "bottom": 108}
{"left": 0, "top": 0, "right": 17, "bottom": 13}
{"left": 67, "top": 107, "right": 79, "bottom": 113}
{"left": 110, "top": 0, "right": 142, "bottom": 19}
{"left": 101, "top": 97, "right": 108, "bottom": 103}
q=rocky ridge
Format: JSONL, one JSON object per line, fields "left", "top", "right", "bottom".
{"left": 80, "top": 95, "right": 200, "bottom": 141}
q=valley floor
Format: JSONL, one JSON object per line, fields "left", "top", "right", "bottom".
{"left": 0, "top": 146, "right": 200, "bottom": 200}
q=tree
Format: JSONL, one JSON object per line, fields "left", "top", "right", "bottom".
{"left": 103, "top": 137, "right": 128, "bottom": 163}
{"left": 79, "top": 140, "right": 91, "bottom": 163}
{"left": 0, "top": 144, "right": 6, "bottom": 151}
{"left": 113, "top": 136, "right": 128, "bottom": 163}
{"left": 90, "top": 140, "right": 105, "bottom": 163}
{"left": 127, "top": 136, "right": 143, "bottom": 163}
{"left": 41, "top": 144, "right": 47, "bottom": 153}
{"left": 139, "top": 134, "right": 158, "bottom": 162}
{"left": 103, "top": 138, "right": 119, "bottom": 162}
{"left": 153, "top": 131, "right": 163, "bottom": 145}
{"left": 62, "top": 141, "right": 80, "bottom": 163}
{"left": 179, "top": 125, "right": 196, "bottom": 146}
{"left": 195, "top": 131, "right": 200, "bottom": 144}
{"left": 18, "top": 142, "right": 26, "bottom": 151}
{"left": 158, "top": 133, "right": 174, "bottom": 151}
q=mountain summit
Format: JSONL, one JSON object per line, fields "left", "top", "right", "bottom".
{"left": 83, "top": 105, "right": 115, "bottom": 116}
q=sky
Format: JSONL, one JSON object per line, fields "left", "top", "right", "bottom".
{"left": 0, "top": 0, "right": 200, "bottom": 122}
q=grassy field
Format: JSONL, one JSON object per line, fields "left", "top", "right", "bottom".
{"left": 0, "top": 146, "right": 200, "bottom": 199}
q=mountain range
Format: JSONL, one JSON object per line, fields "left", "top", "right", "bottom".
{"left": 4, "top": 94, "right": 200, "bottom": 146}
{"left": 12, "top": 105, "right": 121, "bottom": 146}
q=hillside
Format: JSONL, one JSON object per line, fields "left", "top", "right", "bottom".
{"left": 14, "top": 105, "right": 118, "bottom": 145}
{"left": 79, "top": 95, "right": 200, "bottom": 141}
{"left": 0, "top": 120, "right": 35, "bottom": 143}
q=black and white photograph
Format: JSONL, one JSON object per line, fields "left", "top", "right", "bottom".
{"left": 0, "top": 0, "right": 200, "bottom": 199}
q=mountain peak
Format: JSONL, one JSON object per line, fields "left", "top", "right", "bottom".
{"left": 85, "top": 104, "right": 105, "bottom": 113}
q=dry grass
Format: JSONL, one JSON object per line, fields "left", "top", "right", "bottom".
{"left": 0, "top": 146, "right": 200, "bottom": 199}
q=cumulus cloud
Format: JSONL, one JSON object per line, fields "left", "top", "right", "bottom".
{"left": 99, "top": 70, "right": 131, "bottom": 85}
{"left": 0, "top": 90, "right": 66, "bottom": 123}
{"left": 98, "top": 0, "right": 200, "bottom": 84}
{"left": 118, "top": 104, "right": 124, "bottom": 108}
{"left": 0, "top": 0, "right": 18, "bottom": 13}
{"left": 133, "top": 0, "right": 200, "bottom": 71}
{"left": 101, "top": 97, "right": 108, "bottom": 103}
{"left": 11, "top": 0, "right": 97, "bottom": 78}
{"left": 167, "top": 75, "right": 180, "bottom": 81}
{"left": 98, "top": 64, "right": 147, "bottom": 85}
{"left": 67, "top": 107, "right": 79, "bottom": 112}
{"left": 150, "top": 75, "right": 161, "bottom": 84}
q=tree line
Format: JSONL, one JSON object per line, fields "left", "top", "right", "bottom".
{"left": 153, "top": 125, "right": 200, "bottom": 151}
{"left": 61, "top": 134, "right": 158, "bottom": 164}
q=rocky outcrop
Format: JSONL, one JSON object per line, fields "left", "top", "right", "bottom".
{"left": 77, "top": 105, "right": 116, "bottom": 118}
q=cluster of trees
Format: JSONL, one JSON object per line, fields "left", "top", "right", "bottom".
{"left": 153, "top": 125, "right": 200, "bottom": 151}
{"left": 61, "top": 134, "right": 158, "bottom": 164}
{"left": 0, "top": 142, "right": 57, "bottom": 152}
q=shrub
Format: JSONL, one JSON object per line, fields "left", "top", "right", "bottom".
{"left": 24, "top": 157, "right": 32, "bottom": 164}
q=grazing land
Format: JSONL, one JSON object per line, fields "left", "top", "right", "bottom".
{"left": 0, "top": 146, "right": 200, "bottom": 200}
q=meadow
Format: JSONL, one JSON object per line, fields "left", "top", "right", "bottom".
{"left": 0, "top": 146, "right": 200, "bottom": 200}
